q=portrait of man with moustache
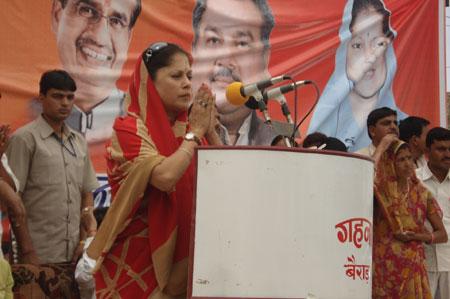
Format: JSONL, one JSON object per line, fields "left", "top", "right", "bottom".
{"left": 32, "top": 0, "right": 141, "bottom": 144}
{"left": 192, "top": 0, "right": 288, "bottom": 146}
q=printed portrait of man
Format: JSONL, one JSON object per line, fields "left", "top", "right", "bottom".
{"left": 192, "top": 0, "right": 285, "bottom": 146}
{"left": 32, "top": 0, "right": 141, "bottom": 144}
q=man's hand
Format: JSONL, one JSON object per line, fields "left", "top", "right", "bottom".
{"left": 377, "top": 133, "right": 398, "bottom": 154}
{"left": 372, "top": 133, "right": 398, "bottom": 166}
{"left": 81, "top": 209, "right": 97, "bottom": 237}
{"left": 72, "top": 243, "right": 84, "bottom": 263}
{"left": 7, "top": 196, "right": 26, "bottom": 225}
{"left": 20, "top": 250, "right": 41, "bottom": 265}
{"left": 1, "top": 183, "right": 41, "bottom": 266}
{"left": 0, "top": 180, "right": 25, "bottom": 223}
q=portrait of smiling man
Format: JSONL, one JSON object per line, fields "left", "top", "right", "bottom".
{"left": 192, "top": 0, "right": 286, "bottom": 146}
{"left": 42, "top": 0, "right": 141, "bottom": 143}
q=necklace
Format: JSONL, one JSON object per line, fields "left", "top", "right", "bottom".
{"left": 53, "top": 129, "right": 77, "bottom": 158}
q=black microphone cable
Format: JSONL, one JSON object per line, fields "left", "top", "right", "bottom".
{"left": 282, "top": 76, "right": 320, "bottom": 144}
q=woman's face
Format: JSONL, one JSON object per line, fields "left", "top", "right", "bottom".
{"left": 346, "top": 8, "right": 389, "bottom": 99}
{"left": 395, "top": 147, "right": 415, "bottom": 180}
{"left": 154, "top": 53, "right": 192, "bottom": 118}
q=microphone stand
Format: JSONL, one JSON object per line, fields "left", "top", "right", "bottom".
{"left": 253, "top": 91, "right": 294, "bottom": 148}
{"left": 251, "top": 90, "right": 272, "bottom": 124}
{"left": 273, "top": 95, "right": 293, "bottom": 147}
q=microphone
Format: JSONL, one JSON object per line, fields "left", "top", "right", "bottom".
{"left": 263, "top": 80, "right": 311, "bottom": 100}
{"left": 262, "top": 80, "right": 311, "bottom": 123}
{"left": 243, "top": 80, "right": 311, "bottom": 109}
{"left": 244, "top": 96, "right": 265, "bottom": 110}
{"left": 225, "top": 75, "right": 288, "bottom": 106}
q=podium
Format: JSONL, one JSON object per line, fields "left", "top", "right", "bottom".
{"left": 188, "top": 147, "right": 374, "bottom": 299}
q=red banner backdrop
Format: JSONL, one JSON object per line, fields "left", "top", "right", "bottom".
{"left": 0, "top": 0, "right": 444, "bottom": 172}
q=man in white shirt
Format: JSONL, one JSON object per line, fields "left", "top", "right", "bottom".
{"left": 416, "top": 127, "right": 450, "bottom": 299}
{"left": 399, "top": 116, "right": 430, "bottom": 169}
{"left": 50, "top": 0, "right": 141, "bottom": 143}
{"left": 191, "top": 0, "right": 289, "bottom": 146}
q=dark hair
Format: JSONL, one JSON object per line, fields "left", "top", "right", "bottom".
{"left": 399, "top": 116, "right": 430, "bottom": 143}
{"left": 302, "top": 132, "right": 327, "bottom": 148}
{"left": 323, "top": 137, "right": 347, "bottom": 152}
{"left": 350, "top": 0, "right": 394, "bottom": 40}
{"left": 366, "top": 107, "right": 397, "bottom": 139}
{"left": 143, "top": 43, "right": 192, "bottom": 80}
{"left": 57, "top": 0, "right": 142, "bottom": 29}
{"left": 394, "top": 142, "right": 410, "bottom": 156}
{"left": 271, "top": 135, "right": 284, "bottom": 146}
{"left": 426, "top": 127, "right": 450, "bottom": 148}
{"left": 192, "top": 0, "right": 274, "bottom": 51}
{"left": 270, "top": 135, "right": 298, "bottom": 147}
{"left": 39, "top": 70, "right": 76, "bottom": 95}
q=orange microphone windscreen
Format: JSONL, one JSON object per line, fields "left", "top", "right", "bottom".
{"left": 225, "top": 82, "right": 248, "bottom": 106}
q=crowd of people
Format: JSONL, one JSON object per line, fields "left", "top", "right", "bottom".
{"left": 302, "top": 108, "right": 450, "bottom": 298}
{"left": 1, "top": 60, "right": 449, "bottom": 298}
{"left": 355, "top": 108, "right": 450, "bottom": 298}
{"left": 0, "top": 0, "right": 448, "bottom": 298}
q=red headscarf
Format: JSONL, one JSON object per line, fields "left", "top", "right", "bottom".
{"left": 374, "top": 141, "right": 441, "bottom": 233}
{"left": 88, "top": 54, "right": 194, "bottom": 296}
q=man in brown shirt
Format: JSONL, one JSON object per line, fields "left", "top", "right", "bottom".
{"left": 6, "top": 70, "right": 99, "bottom": 264}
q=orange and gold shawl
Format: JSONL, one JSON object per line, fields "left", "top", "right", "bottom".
{"left": 372, "top": 141, "right": 441, "bottom": 298}
{"left": 87, "top": 56, "right": 194, "bottom": 298}
{"left": 373, "top": 141, "right": 439, "bottom": 234}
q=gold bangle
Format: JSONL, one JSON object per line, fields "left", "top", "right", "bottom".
{"left": 179, "top": 147, "right": 193, "bottom": 157}
{"left": 79, "top": 240, "right": 86, "bottom": 245}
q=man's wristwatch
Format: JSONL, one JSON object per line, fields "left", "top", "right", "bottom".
{"left": 185, "top": 132, "right": 201, "bottom": 145}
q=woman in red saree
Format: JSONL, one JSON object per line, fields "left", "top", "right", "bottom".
{"left": 372, "top": 141, "right": 447, "bottom": 298}
{"left": 85, "top": 42, "right": 221, "bottom": 298}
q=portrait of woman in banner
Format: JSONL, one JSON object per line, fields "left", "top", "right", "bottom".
{"left": 308, "top": 0, "right": 406, "bottom": 152}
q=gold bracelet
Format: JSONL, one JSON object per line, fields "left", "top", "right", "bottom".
{"left": 179, "top": 147, "right": 193, "bottom": 157}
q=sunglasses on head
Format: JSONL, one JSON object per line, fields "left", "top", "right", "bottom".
{"left": 143, "top": 42, "right": 169, "bottom": 64}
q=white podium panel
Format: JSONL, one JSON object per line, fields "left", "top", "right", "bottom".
{"left": 190, "top": 148, "right": 373, "bottom": 299}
